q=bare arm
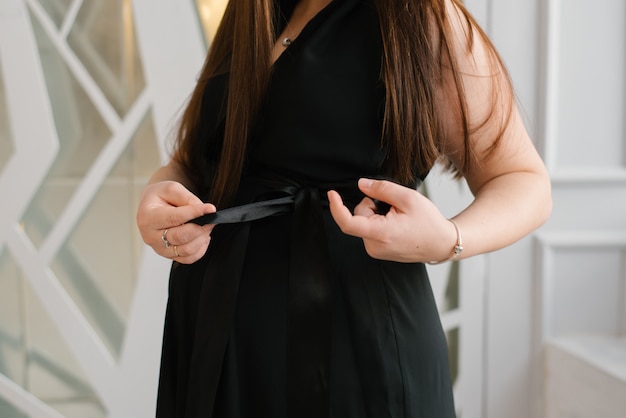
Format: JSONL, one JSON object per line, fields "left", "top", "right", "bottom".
{"left": 328, "top": 0, "right": 551, "bottom": 263}
{"left": 436, "top": 1, "right": 552, "bottom": 258}
{"left": 446, "top": 109, "right": 552, "bottom": 258}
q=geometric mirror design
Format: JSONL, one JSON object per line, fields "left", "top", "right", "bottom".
{"left": 0, "top": 249, "right": 106, "bottom": 418}
{"left": 50, "top": 112, "right": 160, "bottom": 359}
{"left": 36, "top": 0, "right": 73, "bottom": 28}
{"left": 21, "top": 12, "right": 112, "bottom": 249}
{"left": 68, "top": 0, "right": 146, "bottom": 117}
{"left": 24, "top": 273, "right": 107, "bottom": 418}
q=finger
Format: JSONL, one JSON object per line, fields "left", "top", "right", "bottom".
{"left": 170, "top": 232, "right": 212, "bottom": 263}
{"left": 160, "top": 223, "right": 214, "bottom": 247}
{"left": 155, "top": 203, "right": 216, "bottom": 230}
{"left": 159, "top": 181, "right": 207, "bottom": 207}
{"left": 328, "top": 190, "right": 385, "bottom": 239}
{"left": 353, "top": 197, "right": 377, "bottom": 217}
{"left": 357, "top": 178, "right": 415, "bottom": 213}
{"left": 327, "top": 190, "right": 352, "bottom": 226}
{"left": 138, "top": 182, "right": 216, "bottom": 230}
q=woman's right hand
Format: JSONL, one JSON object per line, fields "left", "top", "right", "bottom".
{"left": 136, "top": 181, "right": 217, "bottom": 264}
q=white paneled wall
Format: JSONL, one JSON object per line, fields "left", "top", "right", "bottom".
{"left": 533, "top": 0, "right": 626, "bottom": 417}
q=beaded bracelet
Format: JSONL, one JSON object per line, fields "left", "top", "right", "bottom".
{"left": 427, "top": 219, "right": 463, "bottom": 265}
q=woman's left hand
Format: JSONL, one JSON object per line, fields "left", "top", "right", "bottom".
{"left": 328, "top": 178, "right": 457, "bottom": 263}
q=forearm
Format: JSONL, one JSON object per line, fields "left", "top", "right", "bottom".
{"left": 451, "top": 171, "right": 552, "bottom": 259}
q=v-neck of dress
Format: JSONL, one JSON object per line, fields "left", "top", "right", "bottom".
{"left": 272, "top": 0, "right": 340, "bottom": 68}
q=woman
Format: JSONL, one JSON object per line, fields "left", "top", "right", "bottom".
{"left": 137, "top": 0, "right": 552, "bottom": 416}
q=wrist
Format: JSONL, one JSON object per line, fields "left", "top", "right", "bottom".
{"left": 427, "top": 219, "right": 463, "bottom": 265}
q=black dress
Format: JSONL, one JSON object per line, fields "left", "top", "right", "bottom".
{"left": 156, "top": 1, "right": 456, "bottom": 417}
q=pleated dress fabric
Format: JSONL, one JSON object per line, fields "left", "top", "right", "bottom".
{"left": 156, "top": 0, "right": 457, "bottom": 417}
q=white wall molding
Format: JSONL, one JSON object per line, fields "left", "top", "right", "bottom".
{"left": 540, "top": 0, "right": 626, "bottom": 177}
{"left": 540, "top": 0, "right": 561, "bottom": 173}
{"left": 533, "top": 230, "right": 626, "bottom": 417}
{"left": 534, "top": 229, "right": 626, "bottom": 341}
{"left": 549, "top": 167, "right": 626, "bottom": 185}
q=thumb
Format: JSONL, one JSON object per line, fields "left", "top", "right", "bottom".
{"left": 357, "top": 178, "right": 414, "bottom": 213}
{"left": 161, "top": 181, "right": 205, "bottom": 207}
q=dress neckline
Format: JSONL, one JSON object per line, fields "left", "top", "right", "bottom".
{"left": 271, "top": 0, "right": 340, "bottom": 67}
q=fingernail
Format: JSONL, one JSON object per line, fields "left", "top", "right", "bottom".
{"left": 359, "top": 178, "right": 373, "bottom": 189}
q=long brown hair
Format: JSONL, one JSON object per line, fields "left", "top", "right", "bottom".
{"left": 173, "top": 0, "right": 512, "bottom": 207}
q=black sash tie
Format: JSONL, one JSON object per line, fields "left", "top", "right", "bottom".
{"left": 184, "top": 179, "right": 361, "bottom": 418}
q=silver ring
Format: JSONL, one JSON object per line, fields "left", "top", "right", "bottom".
{"left": 173, "top": 245, "right": 180, "bottom": 258}
{"left": 161, "top": 229, "right": 171, "bottom": 248}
